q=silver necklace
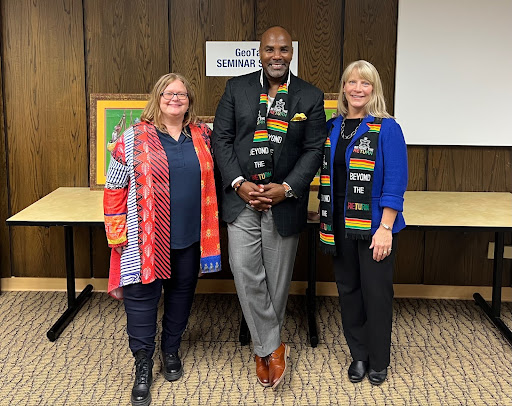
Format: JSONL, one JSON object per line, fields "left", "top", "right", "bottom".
{"left": 340, "top": 119, "right": 363, "bottom": 140}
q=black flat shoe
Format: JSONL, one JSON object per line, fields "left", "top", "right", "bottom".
{"left": 348, "top": 360, "right": 368, "bottom": 383}
{"left": 162, "top": 352, "right": 183, "bottom": 382}
{"left": 368, "top": 368, "right": 387, "bottom": 385}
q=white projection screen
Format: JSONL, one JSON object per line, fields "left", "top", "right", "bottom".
{"left": 394, "top": 0, "right": 512, "bottom": 146}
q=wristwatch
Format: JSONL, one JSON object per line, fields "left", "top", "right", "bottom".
{"left": 283, "top": 183, "right": 295, "bottom": 198}
{"left": 380, "top": 222, "right": 391, "bottom": 230}
{"left": 234, "top": 179, "right": 246, "bottom": 192}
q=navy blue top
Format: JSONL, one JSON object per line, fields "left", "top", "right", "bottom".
{"left": 333, "top": 119, "right": 361, "bottom": 205}
{"left": 156, "top": 129, "right": 201, "bottom": 249}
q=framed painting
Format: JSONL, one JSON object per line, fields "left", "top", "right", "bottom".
{"left": 89, "top": 93, "right": 214, "bottom": 189}
{"left": 324, "top": 93, "right": 339, "bottom": 121}
{"left": 89, "top": 94, "right": 148, "bottom": 189}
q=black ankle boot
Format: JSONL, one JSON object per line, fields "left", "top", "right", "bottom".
{"left": 131, "top": 350, "right": 153, "bottom": 406}
{"left": 162, "top": 352, "right": 183, "bottom": 381}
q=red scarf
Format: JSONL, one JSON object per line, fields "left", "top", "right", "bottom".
{"left": 105, "top": 121, "right": 221, "bottom": 295}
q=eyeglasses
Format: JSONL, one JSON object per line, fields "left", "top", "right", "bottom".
{"left": 160, "top": 92, "right": 188, "bottom": 101}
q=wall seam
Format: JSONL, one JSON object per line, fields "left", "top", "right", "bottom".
{"left": 340, "top": 0, "right": 346, "bottom": 74}
{"left": 0, "top": 0, "right": 14, "bottom": 278}
{"left": 168, "top": 0, "right": 172, "bottom": 72}
{"left": 81, "top": 0, "right": 94, "bottom": 278}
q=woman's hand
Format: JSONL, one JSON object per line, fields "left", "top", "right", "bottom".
{"left": 370, "top": 207, "right": 398, "bottom": 261}
{"left": 115, "top": 247, "right": 123, "bottom": 255}
{"left": 369, "top": 226, "right": 392, "bottom": 262}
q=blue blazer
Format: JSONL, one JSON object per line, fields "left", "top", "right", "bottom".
{"left": 327, "top": 115, "right": 408, "bottom": 234}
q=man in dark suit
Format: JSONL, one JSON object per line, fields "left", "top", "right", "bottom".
{"left": 212, "top": 26, "right": 327, "bottom": 389}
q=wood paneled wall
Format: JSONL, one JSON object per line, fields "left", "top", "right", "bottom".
{"left": 255, "top": 0, "right": 343, "bottom": 92}
{"left": 171, "top": 0, "right": 256, "bottom": 117}
{"left": 84, "top": 0, "right": 171, "bottom": 278}
{"left": 1, "top": 0, "right": 89, "bottom": 278}
{"left": 0, "top": 16, "right": 10, "bottom": 278}
{"left": 0, "top": 0, "right": 510, "bottom": 287}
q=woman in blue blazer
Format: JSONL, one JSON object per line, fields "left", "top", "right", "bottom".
{"left": 319, "top": 60, "right": 408, "bottom": 385}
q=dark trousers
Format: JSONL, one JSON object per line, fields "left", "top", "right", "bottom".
{"left": 123, "top": 242, "right": 200, "bottom": 358}
{"left": 333, "top": 216, "right": 396, "bottom": 371}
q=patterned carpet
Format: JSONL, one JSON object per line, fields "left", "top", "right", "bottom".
{"left": 0, "top": 290, "right": 511, "bottom": 406}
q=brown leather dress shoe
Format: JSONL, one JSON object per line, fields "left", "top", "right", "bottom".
{"left": 255, "top": 355, "right": 270, "bottom": 387}
{"left": 268, "top": 342, "right": 290, "bottom": 389}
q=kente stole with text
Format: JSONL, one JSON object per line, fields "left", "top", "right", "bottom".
{"left": 320, "top": 118, "right": 382, "bottom": 254}
{"left": 248, "top": 75, "right": 290, "bottom": 184}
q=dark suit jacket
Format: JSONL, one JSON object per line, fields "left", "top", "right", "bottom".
{"left": 212, "top": 70, "right": 327, "bottom": 237}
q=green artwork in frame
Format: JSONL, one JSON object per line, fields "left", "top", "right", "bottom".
{"left": 89, "top": 94, "right": 149, "bottom": 189}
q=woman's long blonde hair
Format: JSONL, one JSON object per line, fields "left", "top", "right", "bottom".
{"left": 337, "top": 60, "right": 392, "bottom": 119}
{"left": 140, "top": 73, "right": 198, "bottom": 131}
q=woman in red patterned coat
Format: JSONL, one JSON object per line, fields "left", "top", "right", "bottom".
{"left": 103, "top": 73, "right": 221, "bottom": 406}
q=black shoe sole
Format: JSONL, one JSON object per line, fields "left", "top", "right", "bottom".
{"left": 369, "top": 377, "right": 386, "bottom": 386}
{"left": 163, "top": 366, "right": 183, "bottom": 382}
{"left": 349, "top": 375, "right": 365, "bottom": 383}
{"left": 131, "top": 394, "right": 151, "bottom": 406}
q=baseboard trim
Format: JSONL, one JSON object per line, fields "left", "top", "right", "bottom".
{"left": 1, "top": 277, "right": 511, "bottom": 302}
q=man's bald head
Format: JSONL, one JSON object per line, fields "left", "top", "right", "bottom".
{"left": 260, "top": 26, "right": 292, "bottom": 45}
{"left": 259, "top": 26, "right": 293, "bottom": 81}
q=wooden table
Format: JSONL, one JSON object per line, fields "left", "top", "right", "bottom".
{"left": 402, "top": 191, "right": 512, "bottom": 345}
{"left": 6, "top": 189, "right": 512, "bottom": 346}
{"left": 301, "top": 191, "right": 512, "bottom": 347}
{"left": 6, "top": 187, "right": 103, "bottom": 341}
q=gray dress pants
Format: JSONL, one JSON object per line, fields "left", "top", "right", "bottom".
{"left": 227, "top": 205, "right": 299, "bottom": 357}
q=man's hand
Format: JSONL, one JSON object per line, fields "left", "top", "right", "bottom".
{"left": 237, "top": 181, "right": 272, "bottom": 211}
{"left": 250, "top": 183, "right": 287, "bottom": 207}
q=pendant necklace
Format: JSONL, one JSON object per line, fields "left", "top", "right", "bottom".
{"left": 340, "top": 118, "right": 363, "bottom": 140}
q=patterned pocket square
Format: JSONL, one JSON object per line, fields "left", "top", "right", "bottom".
{"left": 291, "top": 113, "right": 307, "bottom": 121}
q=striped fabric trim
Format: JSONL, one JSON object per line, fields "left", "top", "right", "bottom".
{"left": 320, "top": 232, "right": 335, "bottom": 245}
{"left": 119, "top": 127, "right": 143, "bottom": 288}
{"left": 254, "top": 130, "right": 269, "bottom": 142}
{"left": 277, "top": 83, "right": 288, "bottom": 93}
{"left": 105, "top": 157, "right": 129, "bottom": 189}
{"left": 320, "top": 175, "right": 330, "bottom": 186}
{"left": 107, "top": 235, "right": 127, "bottom": 245}
{"left": 345, "top": 217, "right": 372, "bottom": 230}
{"left": 267, "top": 118, "right": 288, "bottom": 133}
{"left": 367, "top": 123, "right": 381, "bottom": 132}
{"left": 349, "top": 158, "right": 375, "bottom": 171}
{"left": 324, "top": 137, "right": 331, "bottom": 148}
{"left": 260, "top": 94, "right": 269, "bottom": 104}
{"left": 145, "top": 128, "right": 172, "bottom": 279}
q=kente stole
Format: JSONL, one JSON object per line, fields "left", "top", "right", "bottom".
{"left": 319, "top": 118, "right": 382, "bottom": 254}
{"left": 248, "top": 75, "right": 290, "bottom": 184}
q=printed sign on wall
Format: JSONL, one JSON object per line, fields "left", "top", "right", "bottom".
{"left": 206, "top": 41, "right": 299, "bottom": 77}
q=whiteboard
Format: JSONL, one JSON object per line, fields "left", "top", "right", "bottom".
{"left": 394, "top": 0, "right": 512, "bottom": 146}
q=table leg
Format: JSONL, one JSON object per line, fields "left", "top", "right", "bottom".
{"left": 239, "top": 314, "right": 250, "bottom": 346}
{"left": 306, "top": 225, "right": 318, "bottom": 347}
{"left": 473, "top": 231, "right": 512, "bottom": 346}
{"left": 47, "top": 226, "right": 93, "bottom": 342}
